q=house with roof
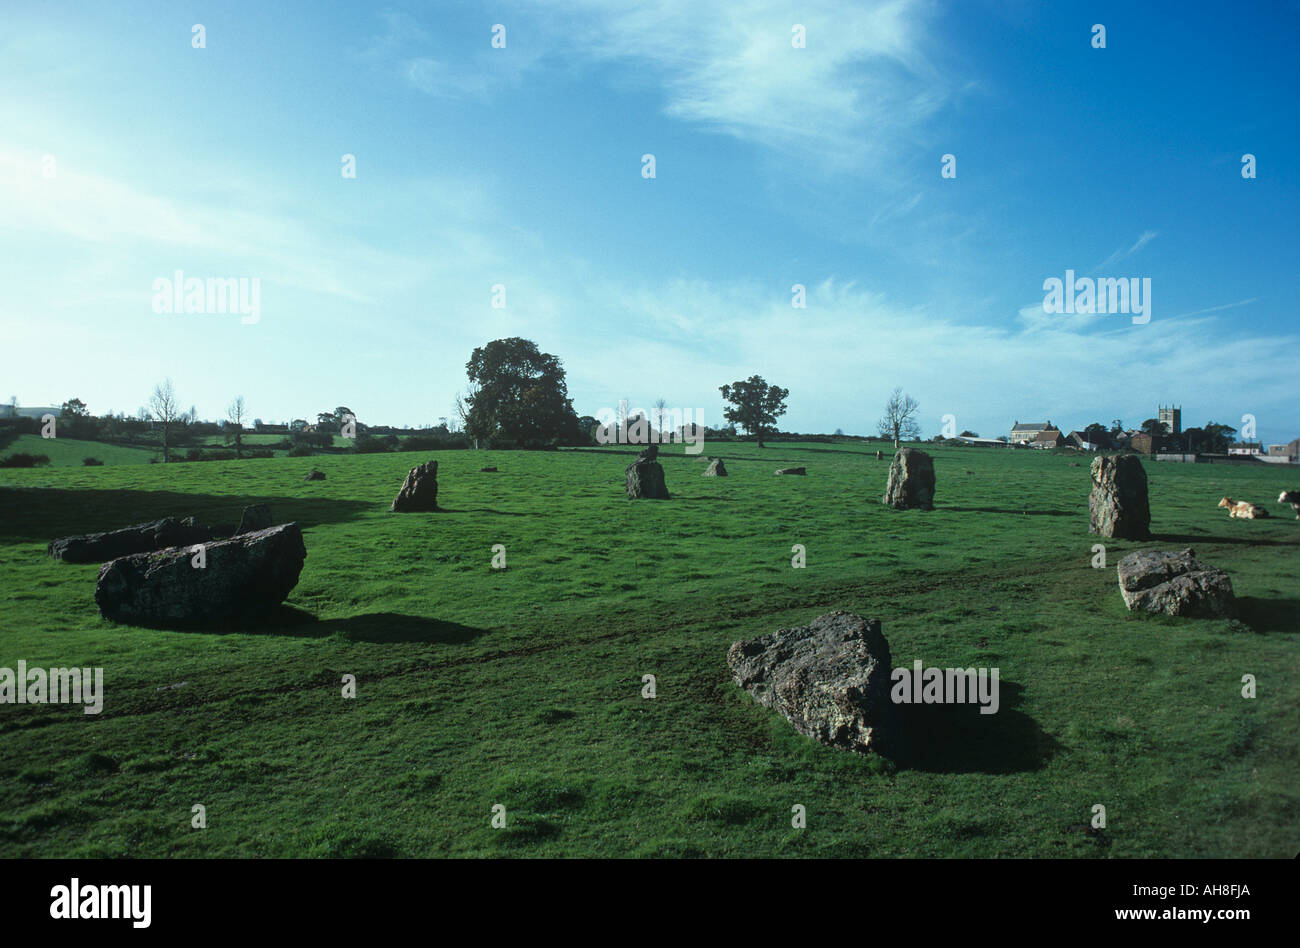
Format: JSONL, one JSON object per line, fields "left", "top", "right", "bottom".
{"left": 1031, "top": 427, "right": 1067, "bottom": 449}
{"left": 1009, "top": 420, "right": 1053, "bottom": 444}
{"left": 1067, "top": 430, "right": 1106, "bottom": 451}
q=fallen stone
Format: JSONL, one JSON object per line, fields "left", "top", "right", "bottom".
{"left": 480, "top": 466, "right": 498, "bottom": 472}
{"left": 95, "top": 523, "right": 307, "bottom": 626}
{"left": 882, "top": 448, "right": 935, "bottom": 509}
{"left": 235, "top": 503, "right": 272, "bottom": 535}
{"left": 1116, "top": 548, "right": 1236, "bottom": 618}
{"left": 391, "top": 460, "right": 439, "bottom": 512}
{"left": 775, "top": 467, "right": 806, "bottom": 475}
{"left": 1089, "top": 455, "right": 1150, "bottom": 539}
{"left": 48, "top": 517, "right": 213, "bottom": 564}
{"left": 304, "top": 469, "right": 326, "bottom": 481}
{"left": 702, "top": 458, "right": 727, "bottom": 477}
{"left": 727, "top": 611, "right": 900, "bottom": 757}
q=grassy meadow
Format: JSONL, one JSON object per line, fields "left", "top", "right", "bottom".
{"left": 0, "top": 442, "right": 1295, "bottom": 857}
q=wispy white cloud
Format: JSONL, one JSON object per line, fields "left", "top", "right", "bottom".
{"left": 1093, "top": 230, "right": 1158, "bottom": 271}
{"left": 527, "top": 0, "right": 956, "bottom": 170}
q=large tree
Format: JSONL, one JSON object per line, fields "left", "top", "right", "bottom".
{"left": 719, "top": 375, "right": 789, "bottom": 448}
{"left": 877, "top": 387, "right": 920, "bottom": 448}
{"left": 148, "top": 379, "right": 180, "bottom": 462}
{"left": 464, "top": 338, "right": 580, "bottom": 447}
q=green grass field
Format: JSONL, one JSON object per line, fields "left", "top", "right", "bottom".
{"left": 0, "top": 443, "right": 1295, "bottom": 857}
{"left": 0, "top": 434, "right": 158, "bottom": 467}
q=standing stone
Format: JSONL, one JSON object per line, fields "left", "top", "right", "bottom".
{"left": 1116, "top": 548, "right": 1235, "bottom": 617}
{"left": 626, "top": 456, "right": 669, "bottom": 498}
{"left": 1089, "top": 455, "right": 1150, "bottom": 539}
{"left": 882, "top": 448, "right": 935, "bottom": 509}
{"left": 702, "top": 458, "right": 727, "bottom": 477}
{"left": 235, "top": 503, "right": 273, "bottom": 535}
{"left": 391, "top": 461, "right": 439, "bottom": 512}
{"left": 94, "top": 523, "right": 307, "bottom": 626}
{"left": 876, "top": 450, "right": 883, "bottom": 460}
{"left": 727, "top": 611, "right": 901, "bottom": 757}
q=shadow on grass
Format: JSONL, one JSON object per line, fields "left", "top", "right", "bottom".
{"left": 1150, "top": 532, "right": 1298, "bottom": 549}
{"left": 895, "top": 680, "right": 1062, "bottom": 774}
{"left": 0, "top": 487, "right": 373, "bottom": 544}
{"left": 134, "top": 607, "right": 489, "bottom": 644}
{"left": 943, "top": 506, "right": 1076, "bottom": 517}
{"left": 236, "top": 606, "right": 487, "bottom": 644}
{"left": 1235, "top": 597, "right": 1300, "bottom": 634}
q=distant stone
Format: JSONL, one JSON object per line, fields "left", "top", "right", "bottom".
{"left": 48, "top": 517, "right": 212, "bottom": 564}
{"left": 626, "top": 457, "right": 669, "bottom": 499}
{"left": 95, "top": 523, "right": 307, "bottom": 626}
{"left": 702, "top": 458, "right": 727, "bottom": 477}
{"left": 235, "top": 503, "right": 273, "bottom": 535}
{"left": 1116, "top": 548, "right": 1235, "bottom": 618}
{"left": 480, "top": 466, "right": 498, "bottom": 473}
{"left": 1089, "top": 455, "right": 1150, "bottom": 539}
{"left": 876, "top": 450, "right": 883, "bottom": 460}
{"left": 304, "top": 469, "right": 326, "bottom": 481}
{"left": 775, "top": 467, "right": 806, "bottom": 475}
{"left": 391, "top": 460, "right": 439, "bottom": 512}
{"left": 882, "top": 448, "right": 935, "bottom": 509}
{"left": 727, "top": 611, "right": 901, "bottom": 757}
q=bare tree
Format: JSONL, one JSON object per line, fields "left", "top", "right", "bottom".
{"left": 149, "top": 378, "right": 179, "bottom": 462}
{"left": 877, "top": 387, "right": 921, "bottom": 448}
{"left": 454, "top": 387, "right": 479, "bottom": 448}
{"left": 226, "top": 395, "right": 247, "bottom": 459}
{"left": 653, "top": 398, "right": 668, "bottom": 440}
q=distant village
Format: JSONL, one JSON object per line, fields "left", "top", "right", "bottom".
{"left": 959, "top": 405, "right": 1299, "bottom": 465}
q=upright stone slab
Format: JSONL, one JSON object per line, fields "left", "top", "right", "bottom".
{"left": 882, "top": 448, "right": 935, "bottom": 509}
{"left": 727, "top": 611, "right": 901, "bottom": 757}
{"left": 1089, "top": 455, "right": 1150, "bottom": 538}
{"left": 391, "top": 461, "right": 439, "bottom": 512}
{"left": 94, "top": 523, "right": 307, "bottom": 626}
{"left": 626, "top": 458, "right": 669, "bottom": 498}
{"left": 236, "top": 503, "right": 273, "bottom": 535}
{"left": 702, "top": 458, "right": 727, "bottom": 477}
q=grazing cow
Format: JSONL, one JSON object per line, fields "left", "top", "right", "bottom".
{"left": 1218, "top": 496, "right": 1270, "bottom": 519}
{"left": 1279, "top": 490, "right": 1300, "bottom": 519}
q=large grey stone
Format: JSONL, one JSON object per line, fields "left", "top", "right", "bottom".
{"left": 48, "top": 517, "right": 213, "bottom": 564}
{"left": 94, "top": 523, "right": 307, "bottom": 626}
{"left": 1116, "top": 548, "right": 1236, "bottom": 618}
{"left": 727, "top": 611, "right": 901, "bottom": 757}
{"left": 626, "top": 458, "right": 669, "bottom": 499}
{"left": 1089, "top": 455, "right": 1150, "bottom": 539}
{"left": 702, "top": 458, "right": 727, "bottom": 476}
{"left": 235, "top": 503, "right": 273, "bottom": 535}
{"left": 882, "top": 448, "right": 935, "bottom": 509}
{"left": 391, "top": 461, "right": 439, "bottom": 512}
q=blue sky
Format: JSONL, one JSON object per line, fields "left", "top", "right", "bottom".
{"left": 1, "top": 0, "right": 1297, "bottom": 440}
